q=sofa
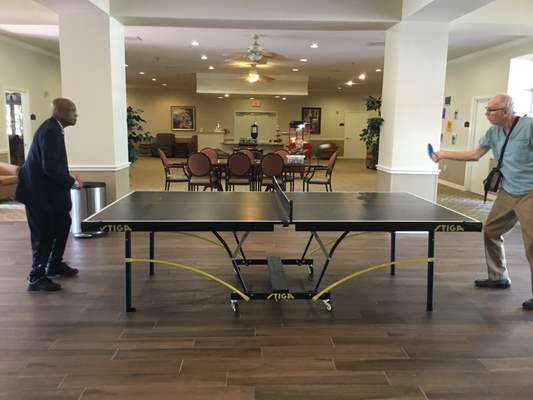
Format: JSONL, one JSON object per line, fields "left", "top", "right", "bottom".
{"left": 152, "top": 134, "right": 198, "bottom": 158}
{"left": 0, "top": 161, "right": 19, "bottom": 201}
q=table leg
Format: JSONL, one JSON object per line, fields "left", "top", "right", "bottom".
{"left": 149, "top": 231, "right": 155, "bottom": 276}
{"left": 390, "top": 231, "right": 396, "bottom": 275}
{"left": 427, "top": 230, "right": 435, "bottom": 312}
{"left": 125, "top": 231, "right": 135, "bottom": 312}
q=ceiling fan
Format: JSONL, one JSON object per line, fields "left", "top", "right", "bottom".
{"left": 223, "top": 34, "right": 287, "bottom": 66}
{"left": 242, "top": 63, "right": 275, "bottom": 83}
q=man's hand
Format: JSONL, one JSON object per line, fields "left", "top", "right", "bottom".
{"left": 73, "top": 173, "right": 83, "bottom": 189}
{"left": 431, "top": 151, "right": 442, "bottom": 163}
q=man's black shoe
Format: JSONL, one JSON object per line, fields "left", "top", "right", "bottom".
{"left": 46, "top": 262, "right": 79, "bottom": 278}
{"left": 522, "top": 298, "right": 533, "bottom": 310}
{"left": 27, "top": 276, "right": 61, "bottom": 291}
{"left": 474, "top": 278, "right": 511, "bottom": 289}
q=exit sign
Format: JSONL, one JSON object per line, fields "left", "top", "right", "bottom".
{"left": 251, "top": 100, "right": 261, "bottom": 108}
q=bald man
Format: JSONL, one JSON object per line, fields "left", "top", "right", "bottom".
{"left": 15, "top": 98, "right": 80, "bottom": 291}
{"left": 432, "top": 94, "right": 533, "bottom": 310}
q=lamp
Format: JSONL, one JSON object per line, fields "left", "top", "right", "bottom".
{"left": 247, "top": 65, "right": 260, "bottom": 83}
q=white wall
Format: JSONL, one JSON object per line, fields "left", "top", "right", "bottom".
{"left": 0, "top": 34, "right": 61, "bottom": 161}
{"left": 126, "top": 88, "right": 377, "bottom": 141}
{"left": 440, "top": 37, "right": 533, "bottom": 186}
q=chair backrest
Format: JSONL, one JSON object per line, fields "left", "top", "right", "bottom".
{"left": 187, "top": 152, "right": 212, "bottom": 177}
{"left": 326, "top": 151, "right": 338, "bottom": 177}
{"left": 200, "top": 148, "right": 218, "bottom": 165}
{"left": 261, "top": 153, "right": 284, "bottom": 178}
{"left": 158, "top": 148, "right": 169, "bottom": 169}
{"left": 227, "top": 152, "right": 252, "bottom": 177}
{"left": 155, "top": 133, "right": 175, "bottom": 146}
{"left": 215, "top": 148, "right": 230, "bottom": 160}
{"left": 274, "top": 149, "right": 289, "bottom": 164}
{"left": 238, "top": 149, "right": 255, "bottom": 163}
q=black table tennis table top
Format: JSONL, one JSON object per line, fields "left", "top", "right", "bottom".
{"left": 82, "top": 191, "right": 482, "bottom": 233}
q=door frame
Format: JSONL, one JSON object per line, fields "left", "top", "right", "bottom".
{"left": 465, "top": 96, "right": 493, "bottom": 196}
{"left": 3, "top": 87, "right": 32, "bottom": 161}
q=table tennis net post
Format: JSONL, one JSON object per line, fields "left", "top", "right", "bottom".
{"left": 272, "top": 177, "right": 293, "bottom": 225}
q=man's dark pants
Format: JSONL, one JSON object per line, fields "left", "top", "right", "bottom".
{"left": 25, "top": 206, "right": 71, "bottom": 279}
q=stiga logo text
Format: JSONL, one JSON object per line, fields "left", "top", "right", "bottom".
{"left": 100, "top": 225, "right": 132, "bottom": 232}
{"left": 267, "top": 293, "right": 295, "bottom": 301}
{"left": 434, "top": 224, "right": 464, "bottom": 232}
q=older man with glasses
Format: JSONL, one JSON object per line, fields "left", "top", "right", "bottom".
{"left": 431, "top": 94, "right": 533, "bottom": 310}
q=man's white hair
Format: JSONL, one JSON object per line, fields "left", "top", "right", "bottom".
{"left": 496, "top": 94, "right": 514, "bottom": 113}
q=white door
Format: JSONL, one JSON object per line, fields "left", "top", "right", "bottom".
{"left": 468, "top": 99, "right": 494, "bottom": 195}
{"left": 20, "top": 91, "right": 32, "bottom": 157}
{"left": 344, "top": 112, "right": 367, "bottom": 159}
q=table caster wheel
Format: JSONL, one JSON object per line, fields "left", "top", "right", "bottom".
{"left": 230, "top": 300, "right": 239, "bottom": 313}
{"left": 323, "top": 300, "right": 333, "bottom": 312}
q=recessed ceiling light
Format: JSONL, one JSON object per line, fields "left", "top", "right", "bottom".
{"left": 310, "top": 43, "right": 319, "bottom": 49}
{"left": 224, "top": 93, "right": 229, "bottom": 98}
{"left": 250, "top": 97, "right": 254, "bottom": 100}
{"left": 376, "top": 68, "right": 382, "bottom": 72}
{"left": 358, "top": 73, "right": 366, "bottom": 80}
{"left": 299, "top": 58, "right": 308, "bottom": 62}
{"left": 282, "top": 97, "right": 287, "bottom": 101}
{"left": 151, "top": 78, "right": 157, "bottom": 81}
{"left": 161, "top": 83, "right": 167, "bottom": 86}
{"left": 217, "top": 96, "right": 223, "bottom": 99}
{"left": 201, "top": 55, "right": 208, "bottom": 60}
{"left": 208, "top": 65, "right": 215, "bottom": 70}
{"left": 191, "top": 40, "right": 199, "bottom": 46}
{"left": 275, "top": 95, "right": 280, "bottom": 98}
{"left": 292, "top": 68, "right": 299, "bottom": 72}
{"left": 139, "top": 71, "right": 145, "bottom": 75}
{"left": 337, "top": 86, "right": 342, "bottom": 90}
{"left": 346, "top": 80, "right": 354, "bottom": 86}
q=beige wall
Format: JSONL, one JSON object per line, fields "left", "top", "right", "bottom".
{"left": 0, "top": 34, "right": 61, "bottom": 160}
{"left": 440, "top": 37, "right": 533, "bottom": 186}
{"left": 126, "top": 88, "right": 377, "bottom": 142}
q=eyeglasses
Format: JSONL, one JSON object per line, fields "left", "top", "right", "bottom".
{"left": 485, "top": 107, "right": 505, "bottom": 113}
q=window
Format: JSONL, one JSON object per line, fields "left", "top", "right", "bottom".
{"left": 507, "top": 56, "right": 533, "bottom": 117}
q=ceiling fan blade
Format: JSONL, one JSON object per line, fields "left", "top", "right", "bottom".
{"left": 259, "top": 75, "right": 275, "bottom": 82}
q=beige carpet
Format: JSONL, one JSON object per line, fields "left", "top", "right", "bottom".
{"left": 0, "top": 157, "right": 492, "bottom": 222}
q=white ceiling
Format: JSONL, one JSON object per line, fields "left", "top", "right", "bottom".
{"left": 0, "top": 0, "right": 531, "bottom": 94}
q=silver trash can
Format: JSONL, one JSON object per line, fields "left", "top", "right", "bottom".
{"left": 70, "top": 181, "right": 106, "bottom": 238}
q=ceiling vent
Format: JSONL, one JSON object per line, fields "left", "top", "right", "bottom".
{"left": 366, "top": 41, "right": 385, "bottom": 47}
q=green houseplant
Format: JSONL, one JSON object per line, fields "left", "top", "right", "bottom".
{"left": 127, "top": 106, "right": 152, "bottom": 163}
{"left": 359, "top": 96, "right": 384, "bottom": 169}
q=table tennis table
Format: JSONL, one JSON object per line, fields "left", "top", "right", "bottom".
{"left": 82, "top": 179, "right": 482, "bottom": 313}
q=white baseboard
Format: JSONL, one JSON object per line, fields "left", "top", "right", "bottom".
{"left": 438, "top": 179, "right": 465, "bottom": 191}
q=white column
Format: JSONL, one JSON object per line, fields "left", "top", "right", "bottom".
{"left": 58, "top": 9, "right": 129, "bottom": 200}
{"left": 377, "top": 21, "right": 448, "bottom": 201}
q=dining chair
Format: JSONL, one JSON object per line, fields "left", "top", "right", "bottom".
{"left": 158, "top": 148, "right": 189, "bottom": 191}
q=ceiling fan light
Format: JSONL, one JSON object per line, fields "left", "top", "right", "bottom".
{"left": 247, "top": 72, "right": 260, "bottom": 83}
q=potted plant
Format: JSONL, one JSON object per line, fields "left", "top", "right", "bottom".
{"left": 127, "top": 106, "right": 152, "bottom": 163}
{"left": 359, "top": 96, "right": 384, "bottom": 169}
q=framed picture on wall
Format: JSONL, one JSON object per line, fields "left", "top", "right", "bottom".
{"left": 171, "top": 106, "right": 195, "bottom": 131}
{"left": 301, "top": 107, "right": 321, "bottom": 134}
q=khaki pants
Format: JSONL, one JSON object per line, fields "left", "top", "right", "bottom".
{"left": 484, "top": 190, "right": 533, "bottom": 291}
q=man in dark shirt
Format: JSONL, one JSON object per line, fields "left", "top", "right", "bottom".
{"left": 15, "top": 98, "right": 80, "bottom": 291}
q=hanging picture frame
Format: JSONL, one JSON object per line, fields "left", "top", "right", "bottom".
{"left": 301, "top": 107, "right": 321, "bottom": 134}
{"left": 171, "top": 106, "right": 195, "bottom": 131}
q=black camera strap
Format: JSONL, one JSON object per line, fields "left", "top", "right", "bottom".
{"left": 496, "top": 116, "right": 520, "bottom": 169}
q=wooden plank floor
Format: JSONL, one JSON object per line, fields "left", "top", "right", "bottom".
{"left": 1, "top": 222, "right": 533, "bottom": 399}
